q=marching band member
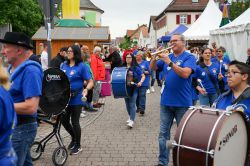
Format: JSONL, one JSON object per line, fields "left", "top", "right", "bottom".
{"left": 60, "top": 45, "right": 93, "bottom": 155}
{"left": 214, "top": 60, "right": 250, "bottom": 120}
{"left": 0, "top": 32, "right": 43, "bottom": 166}
{"left": 150, "top": 34, "right": 196, "bottom": 166}
{"left": 0, "top": 62, "right": 17, "bottom": 165}
{"left": 195, "top": 48, "right": 220, "bottom": 106}
{"left": 135, "top": 51, "right": 150, "bottom": 115}
{"left": 123, "top": 53, "right": 145, "bottom": 128}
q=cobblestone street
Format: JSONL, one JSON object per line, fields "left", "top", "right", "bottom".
{"left": 34, "top": 86, "right": 176, "bottom": 166}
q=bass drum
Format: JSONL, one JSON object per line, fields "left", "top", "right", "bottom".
{"left": 173, "top": 107, "right": 249, "bottom": 166}
{"left": 39, "top": 68, "right": 71, "bottom": 116}
{"left": 111, "top": 67, "right": 134, "bottom": 98}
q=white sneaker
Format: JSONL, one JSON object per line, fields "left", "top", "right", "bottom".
{"left": 150, "top": 87, "right": 155, "bottom": 93}
{"left": 146, "top": 89, "right": 150, "bottom": 94}
{"left": 80, "top": 113, "right": 86, "bottom": 118}
{"left": 126, "top": 119, "right": 131, "bottom": 123}
{"left": 127, "top": 120, "right": 134, "bottom": 128}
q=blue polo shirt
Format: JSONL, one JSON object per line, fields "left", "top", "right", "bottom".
{"left": 138, "top": 60, "right": 150, "bottom": 87}
{"left": 195, "top": 63, "right": 220, "bottom": 94}
{"left": 0, "top": 86, "right": 16, "bottom": 157}
{"left": 216, "top": 91, "right": 250, "bottom": 121}
{"left": 157, "top": 51, "right": 196, "bottom": 107}
{"left": 61, "top": 62, "right": 91, "bottom": 105}
{"left": 8, "top": 60, "right": 43, "bottom": 118}
{"left": 129, "top": 66, "right": 143, "bottom": 84}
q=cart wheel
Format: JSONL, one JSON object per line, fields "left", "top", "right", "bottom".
{"left": 30, "top": 141, "right": 42, "bottom": 161}
{"left": 52, "top": 146, "right": 68, "bottom": 166}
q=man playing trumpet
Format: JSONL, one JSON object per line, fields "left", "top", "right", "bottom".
{"left": 150, "top": 34, "right": 196, "bottom": 166}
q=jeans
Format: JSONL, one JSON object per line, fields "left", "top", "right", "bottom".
{"left": 151, "top": 71, "right": 156, "bottom": 87}
{"left": 61, "top": 105, "right": 82, "bottom": 146}
{"left": 199, "top": 93, "right": 218, "bottom": 107}
{"left": 12, "top": 122, "right": 37, "bottom": 166}
{"left": 0, "top": 148, "right": 17, "bottom": 166}
{"left": 136, "top": 86, "right": 147, "bottom": 113}
{"left": 158, "top": 106, "right": 188, "bottom": 166}
{"left": 124, "top": 88, "right": 138, "bottom": 121}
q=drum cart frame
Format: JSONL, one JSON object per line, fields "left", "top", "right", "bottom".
{"left": 30, "top": 68, "right": 71, "bottom": 166}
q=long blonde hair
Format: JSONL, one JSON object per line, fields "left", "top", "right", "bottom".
{"left": 0, "top": 63, "right": 10, "bottom": 90}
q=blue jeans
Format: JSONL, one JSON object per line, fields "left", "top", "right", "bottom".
{"left": 124, "top": 88, "right": 138, "bottom": 121}
{"left": 136, "top": 86, "right": 147, "bottom": 112}
{"left": 158, "top": 106, "right": 188, "bottom": 166}
{"left": 12, "top": 122, "right": 37, "bottom": 166}
{"left": 199, "top": 93, "right": 218, "bottom": 107}
{"left": 0, "top": 148, "right": 17, "bottom": 166}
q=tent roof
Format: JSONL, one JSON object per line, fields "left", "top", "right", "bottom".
{"left": 183, "top": 0, "right": 222, "bottom": 40}
{"left": 159, "top": 24, "right": 188, "bottom": 42}
{"left": 32, "top": 26, "right": 110, "bottom": 41}
{"left": 210, "top": 8, "right": 250, "bottom": 35}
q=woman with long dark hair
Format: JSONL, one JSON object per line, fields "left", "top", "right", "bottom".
{"left": 60, "top": 45, "right": 93, "bottom": 155}
{"left": 123, "top": 53, "right": 145, "bottom": 128}
{"left": 195, "top": 48, "right": 220, "bottom": 106}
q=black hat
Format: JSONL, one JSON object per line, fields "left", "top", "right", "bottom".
{"left": 0, "top": 32, "right": 33, "bottom": 49}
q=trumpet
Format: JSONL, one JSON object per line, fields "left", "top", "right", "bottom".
{"left": 146, "top": 45, "right": 174, "bottom": 60}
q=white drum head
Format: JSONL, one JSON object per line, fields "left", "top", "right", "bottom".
{"left": 214, "top": 112, "right": 248, "bottom": 166}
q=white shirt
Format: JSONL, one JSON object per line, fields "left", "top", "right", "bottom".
{"left": 41, "top": 50, "right": 48, "bottom": 70}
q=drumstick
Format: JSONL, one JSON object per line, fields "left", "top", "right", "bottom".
{"left": 197, "top": 79, "right": 206, "bottom": 91}
{"left": 219, "top": 60, "right": 223, "bottom": 74}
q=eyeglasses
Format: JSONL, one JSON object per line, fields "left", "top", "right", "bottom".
{"left": 169, "top": 40, "right": 182, "bottom": 44}
{"left": 216, "top": 50, "right": 222, "bottom": 53}
{"left": 67, "top": 50, "right": 73, "bottom": 53}
{"left": 126, "top": 57, "right": 132, "bottom": 59}
{"left": 225, "top": 70, "right": 243, "bottom": 76}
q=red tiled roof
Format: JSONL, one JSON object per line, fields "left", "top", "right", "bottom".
{"left": 156, "top": 0, "right": 209, "bottom": 21}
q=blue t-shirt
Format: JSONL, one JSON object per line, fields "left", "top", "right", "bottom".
{"left": 195, "top": 63, "right": 219, "bottom": 94}
{"left": 0, "top": 86, "right": 16, "bottom": 157}
{"left": 157, "top": 51, "right": 196, "bottom": 107}
{"left": 61, "top": 62, "right": 91, "bottom": 105}
{"left": 138, "top": 60, "right": 150, "bottom": 87}
{"left": 216, "top": 91, "right": 250, "bottom": 121}
{"left": 8, "top": 60, "right": 43, "bottom": 118}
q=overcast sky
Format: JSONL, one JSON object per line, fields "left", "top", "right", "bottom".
{"left": 91, "top": 0, "right": 172, "bottom": 39}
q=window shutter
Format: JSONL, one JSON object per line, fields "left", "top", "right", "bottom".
{"left": 187, "top": 15, "right": 191, "bottom": 24}
{"left": 176, "top": 15, "right": 180, "bottom": 24}
{"left": 195, "top": 14, "right": 200, "bottom": 20}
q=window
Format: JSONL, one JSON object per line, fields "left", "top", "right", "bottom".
{"left": 176, "top": 15, "right": 191, "bottom": 24}
{"left": 192, "top": 0, "right": 199, "bottom": 2}
{"left": 180, "top": 15, "right": 187, "bottom": 24}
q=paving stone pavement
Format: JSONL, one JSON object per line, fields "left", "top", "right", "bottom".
{"left": 33, "top": 86, "right": 176, "bottom": 166}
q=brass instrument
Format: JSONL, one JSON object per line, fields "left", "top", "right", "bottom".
{"left": 146, "top": 45, "right": 174, "bottom": 60}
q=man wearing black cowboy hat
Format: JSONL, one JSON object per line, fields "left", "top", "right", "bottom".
{"left": 0, "top": 32, "right": 43, "bottom": 166}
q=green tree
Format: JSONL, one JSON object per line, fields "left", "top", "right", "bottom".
{"left": 230, "top": 0, "right": 250, "bottom": 21}
{"left": 0, "top": 0, "right": 43, "bottom": 37}
{"left": 119, "top": 35, "right": 137, "bottom": 49}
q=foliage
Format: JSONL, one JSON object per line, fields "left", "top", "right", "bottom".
{"left": 230, "top": 0, "right": 250, "bottom": 20}
{"left": 0, "top": 0, "right": 43, "bottom": 37}
{"left": 119, "top": 35, "right": 137, "bottom": 49}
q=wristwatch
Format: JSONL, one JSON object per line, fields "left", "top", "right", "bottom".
{"left": 169, "top": 62, "right": 173, "bottom": 67}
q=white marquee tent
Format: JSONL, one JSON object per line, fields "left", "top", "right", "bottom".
{"left": 183, "top": 0, "right": 222, "bottom": 41}
{"left": 210, "top": 7, "right": 250, "bottom": 62}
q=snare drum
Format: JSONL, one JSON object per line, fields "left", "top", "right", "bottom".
{"left": 172, "top": 107, "right": 249, "bottom": 166}
{"left": 111, "top": 67, "right": 133, "bottom": 98}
